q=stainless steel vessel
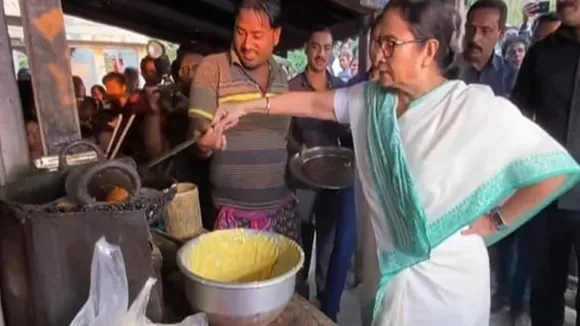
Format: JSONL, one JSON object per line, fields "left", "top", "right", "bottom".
{"left": 177, "top": 229, "right": 305, "bottom": 326}
{"left": 289, "top": 146, "right": 355, "bottom": 190}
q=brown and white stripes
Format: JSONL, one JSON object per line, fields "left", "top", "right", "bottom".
{"left": 189, "top": 50, "right": 291, "bottom": 210}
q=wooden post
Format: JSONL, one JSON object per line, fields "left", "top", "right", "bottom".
{"left": 0, "top": 1, "right": 32, "bottom": 324}
{"left": 357, "top": 15, "right": 371, "bottom": 73}
{"left": 18, "top": 0, "right": 81, "bottom": 155}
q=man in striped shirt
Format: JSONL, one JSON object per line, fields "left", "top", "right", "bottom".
{"left": 188, "top": 0, "right": 300, "bottom": 243}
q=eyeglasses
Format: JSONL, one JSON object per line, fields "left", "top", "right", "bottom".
{"left": 370, "top": 36, "right": 425, "bottom": 57}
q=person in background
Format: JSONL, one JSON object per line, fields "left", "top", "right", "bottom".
{"left": 348, "top": 16, "right": 382, "bottom": 86}
{"left": 511, "top": 0, "right": 580, "bottom": 324}
{"left": 532, "top": 12, "right": 561, "bottom": 43}
{"left": 287, "top": 26, "right": 352, "bottom": 321}
{"left": 189, "top": 0, "right": 300, "bottom": 243}
{"left": 90, "top": 85, "right": 106, "bottom": 103}
{"left": 124, "top": 67, "right": 140, "bottom": 94}
{"left": 72, "top": 75, "right": 87, "bottom": 101}
{"left": 18, "top": 79, "right": 42, "bottom": 160}
{"left": 336, "top": 50, "right": 353, "bottom": 82}
{"left": 461, "top": 0, "right": 517, "bottom": 97}
{"left": 78, "top": 97, "right": 99, "bottom": 140}
{"left": 461, "top": 0, "right": 521, "bottom": 322}
{"left": 141, "top": 56, "right": 162, "bottom": 87}
{"left": 502, "top": 36, "right": 529, "bottom": 69}
{"left": 350, "top": 56, "right": 359, "bottom": 77}
{"left": 97, "top": 72, "right": 149, "bottom": 162}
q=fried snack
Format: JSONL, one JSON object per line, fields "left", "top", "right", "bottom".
{"left": 105, "top": 186, "right": 130, "bottom": 203}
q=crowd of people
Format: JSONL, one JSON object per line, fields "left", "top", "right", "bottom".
{"left": 14, "top": 0, "right": 580, "bottom": 325}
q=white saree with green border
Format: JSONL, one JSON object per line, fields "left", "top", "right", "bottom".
{"left": 332, "top": 79, "right": 580, "bottom": 326}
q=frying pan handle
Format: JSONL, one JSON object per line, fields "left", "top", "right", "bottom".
{"left": 58, "top": 140, "right": 105, "bottom": 170}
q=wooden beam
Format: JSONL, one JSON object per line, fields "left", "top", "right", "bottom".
{"left": 19, "top": 0, "right": 81, "bottom": 155}
{"left": 62, "top": 2, "right": 226, "bottom": 48}
{"left": 105, "top": 0, "right": 231, "bottom": 41}
{"left": 0, "top": 0, "right": 33, "bottom": 185}
{"left": 197, "top": 0, "right": 235, "bottom": 12}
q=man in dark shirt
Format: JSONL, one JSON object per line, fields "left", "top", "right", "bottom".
{"left": 512, "top": 1, "right": 580, "bottom": 324}
{"left": 287, "top": 27, "right": 350, "bottom": 322}
{"left": 462, "top": 0, "right": 522, "bottom": 320}
{"left": 460, "top": 0, "right": 518, "bottom": 97}
{"left": 98, "top": 72, "right": 149, "bottom": 163}
{"left": 348, "top": 15, "right": 381, "bottom": 86}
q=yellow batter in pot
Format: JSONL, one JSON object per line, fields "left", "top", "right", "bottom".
{"left": 188, "top": 230, "right": 281, "bottom": 283}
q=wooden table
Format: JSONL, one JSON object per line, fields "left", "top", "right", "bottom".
{"left": 271, "top": 294, "right": 335, "bottom": 326}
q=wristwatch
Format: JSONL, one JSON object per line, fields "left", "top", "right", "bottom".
{"left": 489, "top": 207, "right": 508, "bottom": 231}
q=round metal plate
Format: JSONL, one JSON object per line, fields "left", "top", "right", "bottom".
{"left": 289, "top": 146, "right": 354, "bottom": 190}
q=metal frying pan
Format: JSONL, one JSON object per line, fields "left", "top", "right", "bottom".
{"left": 289, "top": 146, "right": 355, "bottom": 190}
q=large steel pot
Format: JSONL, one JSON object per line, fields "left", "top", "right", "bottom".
{"left": 176, "top": 229, "right": 304, "bottom": 326}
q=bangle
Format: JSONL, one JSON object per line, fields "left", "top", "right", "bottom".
{"left": 265, "top": 97, "right": 271, "bottom": 115}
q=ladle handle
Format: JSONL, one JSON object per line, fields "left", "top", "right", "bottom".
{"left": 58, "top": 140, "right": 105, "bottom": 171}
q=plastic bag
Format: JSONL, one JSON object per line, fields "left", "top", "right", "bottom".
{"left": 70, "top": 237, "right": 208, "bottom": 326}
{"left": 69, "top": 237, "right": 129, "bottom": 326}
{"left": 121, "top": 278, "right": 208, "bottom": 326}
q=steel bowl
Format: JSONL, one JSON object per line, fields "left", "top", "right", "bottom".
{"left": 289, "top": 146, "right": 355, "bottom": 190}
{"left": 176, "top": 229, "right": 305, "bottom": 326}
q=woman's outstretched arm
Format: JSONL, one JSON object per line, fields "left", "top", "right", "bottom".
{"left": 213, "top": 90, "right": 339, "bottom": 125}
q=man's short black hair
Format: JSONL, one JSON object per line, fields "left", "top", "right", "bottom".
{"left": 308, "top": 27, "right": 333, "bottom": 42}
{"left": 102, "top": 72, "right": 126, "bottom": 86}
{"left": 236, "top": 0, "right": 282, "bottom": 28}
{"left": 140, "top": 56, "right": 156, "bottom": 71}
{"left": 124, "top": 67, "right": 138, "bottom": 76}
{"left": 467, "top": 0, "right": 508, "bottom": 29}
{"left": 533, "top": 12, "right": 560, "bottom": 31}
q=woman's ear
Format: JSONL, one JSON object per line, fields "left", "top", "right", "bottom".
{"left": 421, "top": 39, "right": 440, "bottom": 68}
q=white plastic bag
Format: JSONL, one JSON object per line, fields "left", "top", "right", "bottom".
{"left": 70, "top": 237, "right": 207, "bottom": 326}
{"left": 69, "top": 237, "right": 129, "bottom": 326}
{"left": 121, "top": 278, "right": 208, "bottom": 326}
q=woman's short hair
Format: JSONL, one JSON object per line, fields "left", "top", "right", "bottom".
{"left": 382, "top": 0, "right": 459, "bottom": 72}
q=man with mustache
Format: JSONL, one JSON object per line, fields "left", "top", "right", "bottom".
{"left": 512, "top": 0, "right": 580, "bottom": 324}
{"left": 462, "top": 0, "right": 522, "bottom": 322}
{"left": 287, "top": 27, "right": 350, "bottom": 321}
{"left": 189, "top": 0, "right": 301, "bottom": 243}
{"left": 461, "top": 0, "right": 518, "bottom": 97}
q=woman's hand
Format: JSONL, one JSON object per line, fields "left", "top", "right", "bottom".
{"left": 212, "top": 102, "right": 250, "bottom": 131}
{"left": 461, "top": 214, "right": 497, "bottom": 237}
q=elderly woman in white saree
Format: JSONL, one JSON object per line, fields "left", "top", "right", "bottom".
{"left": 204, "top": 0, "right": 580, "bottom": 325}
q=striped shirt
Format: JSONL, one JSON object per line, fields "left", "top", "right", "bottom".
{"left": 190, "top": 50, "right": 290, "bottom": 210}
